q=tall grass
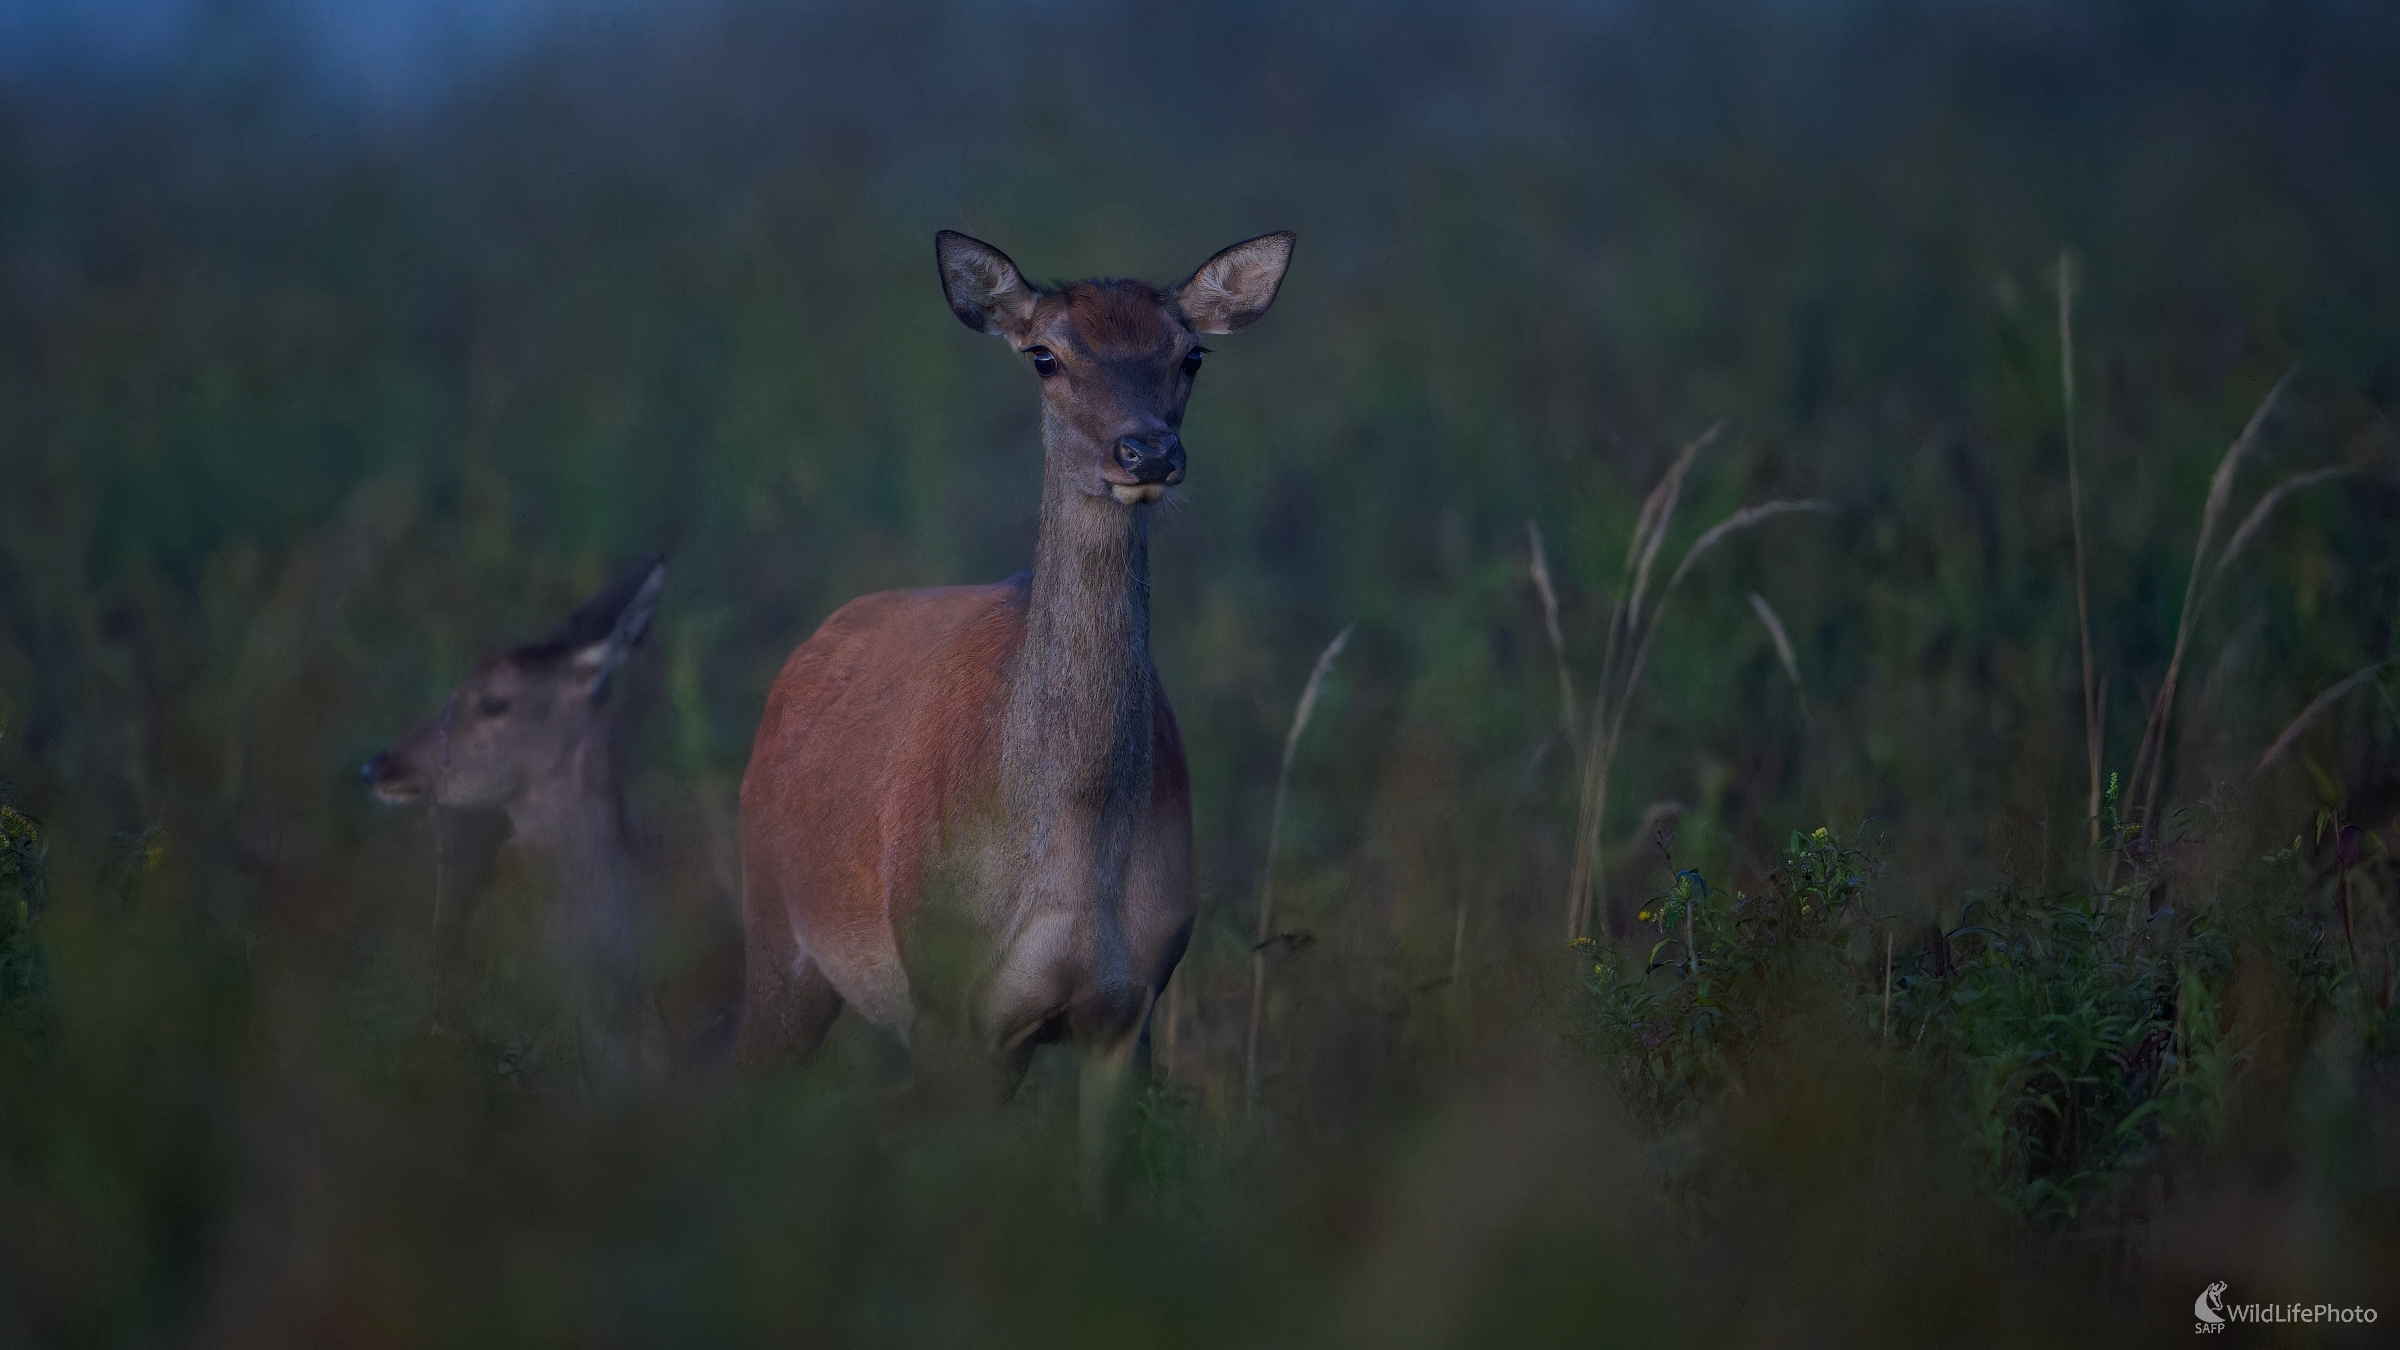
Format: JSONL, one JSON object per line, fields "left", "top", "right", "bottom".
{"left": 1527, "top": 522, "right": 1581, "bottom": 754}
{"left": 1744, "top": 590, "right": 1805, "bottom": 720}
{"left": 2255, "top": 661, "right": 2389, "bottom": 775}
{"left": 1555, "top": 426, "right": 1827, "bottom": 939}
{"left": 2118, "top": 370, "right": 2343, "bottom": 838}
{"left": 2059, "top": 253, "right": 2104, "bottom": 854}
{"left": 1243, "top": 623, "right": 1352, "bottom": 1113}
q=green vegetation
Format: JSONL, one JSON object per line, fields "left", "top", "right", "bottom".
{"left": 2, "top": 0, "right": 2398, "bottom": 1343}
{"left": 1578, "top": 820, "right": 2237, "bottom": 1225}
{"left": 0, "top": 793, "right": 46, "bottom": 1048}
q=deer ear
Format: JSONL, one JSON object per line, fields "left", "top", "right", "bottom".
{"left": 936, "top": 231, "right": 1039, "bottom": 341}
{"left": 568, "top": 557, "right": 665, "bottom": 696}
{"left": 1173, "top": 231, "right": 1294, "bottom": 335}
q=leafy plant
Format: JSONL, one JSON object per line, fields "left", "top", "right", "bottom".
{"left": 1901, "top": 888, "right": 2232, "bottom": 1220}
{"left": 1574, "top": 825, "right": 1879, "bottom": 1122}
{"left": 2257, "top": 811, "right": 2400, "bottom": 1055}
{"left": 1575, "top": 817, "right": 2260, "bottom": 1223}
{"left": 0, "top": 798, "right": 49, "bottom": 1046}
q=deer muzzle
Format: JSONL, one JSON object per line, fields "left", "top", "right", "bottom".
{"left": 360, "top": 749, "right": 424, "bottom": 804}
{"left": 1107, "top": 432, "right": 1184, "bottom": 504}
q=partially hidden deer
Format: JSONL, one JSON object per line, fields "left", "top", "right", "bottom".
{"left": 362, "top": 557, "right": 741, "bottom": 1090}
{"left": 739, "top": 230, "right": 1294, "bottom": 1182}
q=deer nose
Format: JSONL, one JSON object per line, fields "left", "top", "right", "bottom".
{"left": 360, "top": 753, "right": 389, "bottom": 786}
{"left": 1114, "top": 432, "right": 1184, "bottom": 485}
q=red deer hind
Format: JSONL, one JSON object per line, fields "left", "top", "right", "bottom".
{"left": 363, "top": 558, "right": 741, "bottom": 1090}
{"left": 740, "top": 229, "right": 1294, "bottom": 1179}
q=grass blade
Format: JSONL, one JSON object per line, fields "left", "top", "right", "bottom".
{"left": 2060, "top": 252, "right": 2103, "bottom": 851}
{"left": 1527, "top": 522, "right": 1581, "bottom": 754}
{"left": 1611, "top": 499, "right": 1829, "bottom": 788}
{"left": 1246, "top": 622, "right": 1355, "bottom": 1114}
{"left": 2128, "top": 368, "right": 2295, "bottom": 832}
{"left": 1568, "top": 425, "right": 1719, "bottom": 940}
{"left": 2191, "top": 368, "right": 2297, "bottom": 593}
{"left": 1625, "top": 423, "right": 1722, "bottom": 637}
{"left": 1570, "top": 499, "right": 1828, "bottom": 941}
{"left": 2254, "top": 662, "right": 2386, "bottom": 777}
{"left": 1660, "top": 501, "right": 1832, "bottom": 605}
{"left": 2203, "top": 466, "right": 2346, "bottom": 603}
{"left": 1747, "top": 591, "right": 1805, "bottom": 704}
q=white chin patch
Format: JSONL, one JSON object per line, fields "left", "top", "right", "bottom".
{"left": 1110, "top": 484, "right": 1166, "bottom": 505}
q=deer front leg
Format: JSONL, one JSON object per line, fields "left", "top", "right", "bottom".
{"left": 963, "top": 907, "right": 1077, "bottom": 1098}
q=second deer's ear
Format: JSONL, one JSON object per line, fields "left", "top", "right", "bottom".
{"left": 936, "top": 231, "right": 1039, "bottom": 341}
{"left": 570, "top": 558, "right": 665, "bottom": 697}
{"left": 1173, "top": 231, "right": 1294, "bottom": 335}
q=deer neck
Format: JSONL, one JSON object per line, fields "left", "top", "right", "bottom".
{"left": 504, "top": 733, "right": 640, "bottom": 940}
{"left": 1000, "top": 408, "right": 1157, "bottom": 854}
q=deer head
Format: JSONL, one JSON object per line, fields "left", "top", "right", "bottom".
{"left": 362, "top": 557, "right": 666, "bottom": 815}
{"left": 935, "top": 230, "right": 1294, "bottom": 505}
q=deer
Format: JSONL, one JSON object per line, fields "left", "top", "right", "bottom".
{"left": 739, "top": 229, "right": 1294, "bottom": 1192}
{"left": 361, "top": 556, "right": 739, "bottom": 1091}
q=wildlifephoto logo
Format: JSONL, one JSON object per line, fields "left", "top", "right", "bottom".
{"left": 2195, "top": 1282, "right": 2228, "bottom": 1328}
{"left": 2194, "top": 1282, "right": 2378, "bottom": 1334}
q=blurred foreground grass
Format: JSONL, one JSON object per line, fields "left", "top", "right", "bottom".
{"left": 3, "top": 0, "right": 2400, "bottom": 1343}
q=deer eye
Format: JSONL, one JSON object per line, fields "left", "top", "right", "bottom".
{"left": 476, "top": 696, "right": 511, "bottom": 718}
{"left": 1024, "top": 347, "right": 1060, "bottom": 377}
{"left": 1181, "top": 348, "right": 1206, "bottom": 375}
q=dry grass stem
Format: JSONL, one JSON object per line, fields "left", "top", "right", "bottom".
{"left": 2204, "top": 466, "right": 2347, "bottom": 601}
{"left": 1563, "top": 427, "right": 1721, "bottom": 940}
{"left": 1245, "top": 622, "right": 1355, "bottom": 1113}
{"left": 2059, "top": 253, "right": 2103, "bottom": 850}
{"left": 1747, "top": 591, "right": 1803, "bottom": 699}
{"left": 1527, "top": 521, "right": 1581, "bottom": 753}
{"left": 2126, "top": 368, "right": 2296, "bottom": 834}
{"left": 2193, "top": 370, "right": 2298, "bottom": 582}
{"left": 1562, "top": 467, "right": 1827, "bottom": 940}
{"left": 1615, "top": 501, "right": 1831, "bottom": 741}
{"left": 2255, "top": 662, "right": 2387, "bottom": 776}
{"left": 1663, "top": 501, "right": 1832, "bottom": 597}
{"left": 1626, "top": 423, "right": 1722, "bottom": 637}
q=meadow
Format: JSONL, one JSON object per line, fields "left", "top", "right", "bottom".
{"left": 1, "top": 0, "right": 2397, "bottom": 1344}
